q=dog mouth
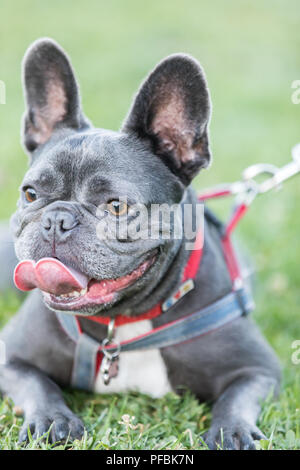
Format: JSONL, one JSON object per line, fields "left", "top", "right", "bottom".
{"left": 14, "top": 252, "right": 157, "bottom": 312}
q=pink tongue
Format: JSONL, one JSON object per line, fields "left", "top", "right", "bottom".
{"left": 14, "top": 258, "right": 89, "bottom": 295}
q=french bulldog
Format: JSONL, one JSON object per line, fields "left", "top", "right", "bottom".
{"left": 0, "top": 38, "right": 281, "bottom": 449}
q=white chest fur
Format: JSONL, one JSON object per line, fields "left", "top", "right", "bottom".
{"left": 94, "top": 320, "right": 172, "bottom": 398}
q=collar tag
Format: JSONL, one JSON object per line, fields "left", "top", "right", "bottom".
{"left": 162, "top": 279, "right": 195, "bottom": 312}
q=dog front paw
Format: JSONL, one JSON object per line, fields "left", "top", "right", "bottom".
{"left": 18, "top": 409, "right": 85, "bottom": 444}
{"left": 203, "top": 419, "right": 266, "bottom": 450}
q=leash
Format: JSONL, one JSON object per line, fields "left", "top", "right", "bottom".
{"left": 56, "top": 143, "right": 300, "bottom": 391}
{"left": 199, "top": 143, "right": 300, "bottom": 236}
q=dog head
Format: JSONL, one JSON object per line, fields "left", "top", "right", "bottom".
{"left": 11, "top": 38, "right": 211, "bottom": 315}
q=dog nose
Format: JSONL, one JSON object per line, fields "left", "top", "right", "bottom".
{"left": 42, "top": 209, "right": 79, "bottom": 242}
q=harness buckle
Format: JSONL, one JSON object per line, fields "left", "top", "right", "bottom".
{"left": 242, "top": 143, "right": 300, "bottom": 195}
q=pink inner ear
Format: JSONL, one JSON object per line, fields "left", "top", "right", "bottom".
{"left": 44, "top": 80, "right": 67, "bottom": 126}
{"left": 151, "top": 93, "right": 195, "bottom": 164}
{"left": 29, "top": 78, "right": 67, "bottom": 147}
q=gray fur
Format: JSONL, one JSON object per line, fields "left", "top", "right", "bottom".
{"left": 0, "top": 38, "right": 280, "bottom": 448}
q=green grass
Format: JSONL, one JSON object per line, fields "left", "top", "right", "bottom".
{"left": 0, "top": 0, "right": 300, "bottom": 450}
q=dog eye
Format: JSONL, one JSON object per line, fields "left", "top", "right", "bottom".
{"left": 24, "top": 187, "right": 37, "bottom": 203}
{"left": 107, "top": 200, "right": 128, "bottom": 216}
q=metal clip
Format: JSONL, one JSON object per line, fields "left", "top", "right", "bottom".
{"left": 100, "top": 319, "right": 121, "bottom": 385}
{"left": 242, "top": 163, "right": 280, "bottom": 192}
{"left": 242, "top": 143, "right": 300, "bottom": 196}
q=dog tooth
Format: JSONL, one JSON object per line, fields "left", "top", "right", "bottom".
{"left": 56, "top": 287, "right": 87, "bottom": 300}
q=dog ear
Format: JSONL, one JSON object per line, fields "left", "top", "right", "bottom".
{"left": 122, "top": 54, "right": 212, "bottom": 185}
{"left": 22, "top": 38, "right": 89, "bottom": 153}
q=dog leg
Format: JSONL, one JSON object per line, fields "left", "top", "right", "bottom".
{"left": 203, "top": 374, "right": 278, "bottom": 450}
{"left": 0, "top": 361, "right": 84, "bottom": 443}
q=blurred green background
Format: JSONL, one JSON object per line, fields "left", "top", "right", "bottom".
{"left": 0, "top": 0, "right": 299, "bottom": 449}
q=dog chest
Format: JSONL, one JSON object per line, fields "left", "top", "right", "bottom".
{"left": 94, "top": 320, "right": 173, "bottom": 397}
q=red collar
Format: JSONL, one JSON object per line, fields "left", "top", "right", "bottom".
{"left": 85, "top": 230, "right": 203, "bottom": 327}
